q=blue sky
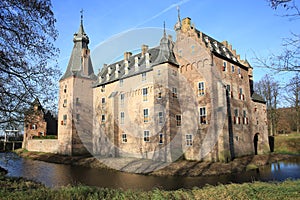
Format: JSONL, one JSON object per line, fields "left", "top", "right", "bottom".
{"left": 52, "top": 0, "right": 299, "bottom": 84}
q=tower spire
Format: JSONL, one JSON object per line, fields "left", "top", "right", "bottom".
{"left": 177, "top": 5, "right": 181, "bottom": 22}
{"left": 163, "top": 21, "right": 166, "bottom": 37}
{"left": 174, "top": 5, "right": 181, "bottom": 31}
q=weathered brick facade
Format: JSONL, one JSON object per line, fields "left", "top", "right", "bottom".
{"left": 93, "top": 16, "right": 269, "bottom": 162}
{"left": 24, "top": 14, "right": 268, "bottom": 161}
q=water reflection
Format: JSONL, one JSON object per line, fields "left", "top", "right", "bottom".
{"left": 0, "top": 152, "right": 299, "bottom": 191}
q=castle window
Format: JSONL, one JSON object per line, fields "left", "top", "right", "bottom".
{"left": 243, "top": 110, "right": 249, "bottom": 125}
{"left": 157, "top": 70, "right": 161, "bottom": 76}
{"left": 231, "top": 65, "right": 235, "bottom": 73}
{"left": 198, "top": 82, "right": 205, "bottom": 96}
{"left": 142, "top": 72, "right": 147, "bottom": 81}
{"left": 178, "top": 50, "right": 182, "bottom": 58}
{"left": 101, "top": 97, "right": 106, "bottom": 104}
{"left": 157, "top": 91, "right": 162, "bottom": 99}
{"left": 227, "top": 85, "right": 233, "bottom": 98}
{"left": 159, "top": 133, "right": 163, "bottom": 144}
{"left": 120, "top": 112, "right": 124, "bottom": 124}
{"left": 172, "top": 87, "right": 177, "bottom": 98}
{"left": 239, "top": 88, "right": 245, "bottom": 100}
{"left": 191, "top": 45, "right": 195, "bottom": 54}
{"left": 144, "top": 130, "right": 150, "bottom": 142}
{"left": 63, "top": 99, "right": 67, "bottom": 107}
{"left": 143, "top": 108, "right": 149, "bottom": 123}
{"left": 119, "top": 79, "right": 123, "bottom": 87}
{"left": 172, "top": 70, "right": 177, "bottom": 76}
{"left": 199, "top": 107, "right": 207, "bottom": 124}
{"left": 143, "top": 88, "right": 148, "bottom": 101}
{"left": 158, "top": 112, "right": 163, "bottom": 124}
{"left": 31, "top": 124, "right": 37, "bottom": 130}
{"left": 222, "top": 61, "right": 227, "bottom": 71}
{"left": 64, "top": 85, "right": 67, "bottom": 93}
{"left": 176, "top": 115, "right": 182, "bottom": 126}
{"left": 120, "top": 94, "right": 125, "bottom": 105}
{"left": 76, "top": 114, "right": 80, "bottom": 122}
{"left": 63, "top": 115, "right": 67, "bottom": 125}
{"left": 76, "top": 98, "right": 80, "bottom": 105}
{"left": 101, "top": 85, "right": 105, "bottom": 92}
{"left": 101, "top": 114, "right": 105, "bottom": 122}
{"left": 186, "top": 134, "right": 193, "bottom": 146}
{"left": 122, "top": 133, "right": 127, "bottom": 143}
{"left": 234, "top": 109, "right": 240, "bottom": 124}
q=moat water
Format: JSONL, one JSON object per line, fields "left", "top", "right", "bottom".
{"left": 0, "top": 152, "right": 299, "bottom": 191}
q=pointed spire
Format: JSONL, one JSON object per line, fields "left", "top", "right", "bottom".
{"left": 177, "top": 5, "right": 181, "bottom": 22}
{"left": 77, "top": 9, "right": 85, "bottom": 35}
{"left": 174, "top": 5, "right": 181, "bottom": 31}
{"left": 163, "top": 21, "right": 166, "bottom": 37}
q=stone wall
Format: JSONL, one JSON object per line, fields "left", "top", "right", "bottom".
{"left": 26, "top": 139, "right": 59, "bottom": 153}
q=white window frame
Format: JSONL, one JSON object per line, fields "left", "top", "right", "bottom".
{"left": 143, "top": 88, "right": 148, "bottom": 101}
{"left": 143, "top": 108, "right": 149, "bottom": 123}
{"left": 120, "top": 93, "right": 125, "bottom": 105}
{"left": 120, "top": 112, "right": 125, "bottom": 124}
{"left": 142, "top": 72, "right": 147, "bottom": 81}
{"left": 176, "top": 114, "right": 182, "bottom": 127}
{"left": 198, "top": 82, "right": 205, "bottom": 96}
{"left": 199, "top": 107, "right": 207, "bottom": 124}
{"left": 159, "top": 133, "right": 163, "bottom": 144}
{"left": 172, "top": 87, "right": 177, "bottom": 98}
{"left": 158, "top": 112, "right": 163, "bottom": 124}
{"left": 122, "top": 133, "right": 127, "bottom": 143}
{"left": 144, "top": 130, "right": 150, "bottom": 142}
{"left": 186, "top": 134, "right": 193, "bottom": 146}
{"left": 101, "top": 114, "right": 105, "bottom": 122}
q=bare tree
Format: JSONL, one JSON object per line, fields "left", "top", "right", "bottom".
{"left": 285, "top": 73, "right": 300, "bottom": 133}
{"left": 0, "top": 0, "right": 60, "bottom": 126}
{"left": 255, "top": 0, "right": 300, "bottom": 72}
{"left": 255, "top": 74, "right": 281, "bottom": 135}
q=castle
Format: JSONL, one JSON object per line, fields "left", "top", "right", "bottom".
{"left": 23, "top": 12, "right": 269, "bottom": 162}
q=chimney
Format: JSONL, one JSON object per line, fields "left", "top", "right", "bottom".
{"left": 142, "top": 44, "right": 148, "bottom": 57}
{"left": 134, "top": 56, "right": 139, "bottom": 71}
{"left": 145, "top": 52, "right": 150, "bottom": 68}
{"left": 124, "top": 52, "right": 132, "bottom": 61}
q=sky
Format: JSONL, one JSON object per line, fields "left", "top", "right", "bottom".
{"left": 51, "top": 0, "right": 300, "bottom": 85}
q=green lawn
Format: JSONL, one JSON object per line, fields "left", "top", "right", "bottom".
{"left": 0, "top": 176, "right": 299, "bottom": 200}
{"left": 275, "top": 133, "right": 300, "bottom": 154}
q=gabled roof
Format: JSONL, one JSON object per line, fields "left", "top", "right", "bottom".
{"left": 95, "top": 32, "right": 178, "bottom": 87}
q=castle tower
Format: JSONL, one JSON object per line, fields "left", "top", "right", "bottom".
{"left": 57, "top": 12, "right": 96, "bottom": 155}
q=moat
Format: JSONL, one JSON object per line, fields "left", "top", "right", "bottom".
{"left": 0, "top": 152, "right": 299, "bottom": 191}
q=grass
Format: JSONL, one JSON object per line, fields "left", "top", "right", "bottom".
{"left": 275, "top": 133, "right": 300, "bottom": 155}
{"left": 0, "top": 176, "right": 299, "bottom": 200}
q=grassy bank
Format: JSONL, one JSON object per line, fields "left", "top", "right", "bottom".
{"left": 0, "top": 176, "right": 299, "bottom": 200}
{"left": 275, "top": 133, "right": 300, "bottom": 154}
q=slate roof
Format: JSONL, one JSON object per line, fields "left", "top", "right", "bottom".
{"left": 251, "top": 92, "right": 266, "bottom": 103}
{"left": 200, "top": 31, "right": 242, "bottom": 66}
{"left": 60, "top": 19, "right": 96, "bottom": 81}
{"left": 95, "top": 32, "right": 178, "bottom": 87}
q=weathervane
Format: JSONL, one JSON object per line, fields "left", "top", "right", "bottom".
{"left": 80, "top": 9, "right": 84, "bottom": 24}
